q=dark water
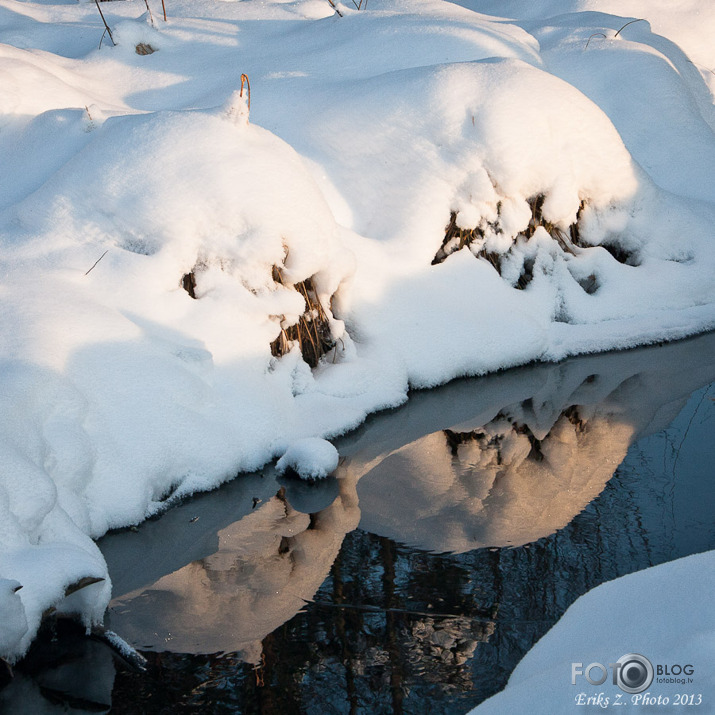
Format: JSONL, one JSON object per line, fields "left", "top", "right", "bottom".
{"left": 3, "top": 332, "right": 714, "bottom": 714}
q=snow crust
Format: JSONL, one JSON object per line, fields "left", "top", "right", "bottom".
{"left": 0, "top": 0, "right": 714, "bottom": 660}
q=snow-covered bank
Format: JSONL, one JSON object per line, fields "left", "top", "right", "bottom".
{"left": 1, "top": 0, "right": 714, "bottom": 661}
{"left": 470, "top": 550, "right": 715, "bottom": 714}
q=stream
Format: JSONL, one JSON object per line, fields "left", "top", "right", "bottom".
{"left": 3, "top": 332, "right": 714, "bottom": 714}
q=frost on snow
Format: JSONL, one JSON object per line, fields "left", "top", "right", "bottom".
{"left": 0, "top": 0, "right": 714, "bottom": 660}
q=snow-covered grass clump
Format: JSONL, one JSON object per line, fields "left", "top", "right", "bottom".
{"left": 0, "top": 0, "right": 714, "bottom": 662}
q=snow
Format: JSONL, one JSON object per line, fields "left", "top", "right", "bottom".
{"left": 0, "top": 580, "right": 27, "bottom": 660}
{"left": 0, "top": 0, "right": 714, "bottom": 663}
{"left": 276, "top": 437, "right": 340, "bottom": 479}
{"left": 470, "top": 550, "right": 715, "bottom": 714}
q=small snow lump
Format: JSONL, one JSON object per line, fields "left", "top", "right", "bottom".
{"left": 276, "top": 438, "right": 339, "bottom": 480}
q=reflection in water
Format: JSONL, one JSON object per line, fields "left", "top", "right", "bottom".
{"left": 352, "top": 408, "right": 633, "bottom": 552}
{"left": 0, "top": 622, "right": 115, "bottom": 713}
{"left": 3, "top": 332, "right": 714, "bottom": 713}
{"left": 344, "top": 335, "right": 714, "bottom": 554}
{"left": 109, "top": 479, "right": 360, "bottom": 661}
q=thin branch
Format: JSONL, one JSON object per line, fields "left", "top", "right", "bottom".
{"left": 672, "top": 388, "right": 709, "bottom": 475}
{"left": 65, "top": 576, "right": 105, "bottom": 598}
{"left": 85, "top": 250, "right": 108, "bottom": 275}
{"left": 585, "top": 19, "right": 645, "bottom": 49}
{"left": 240, "top": 73, "right": 251, "bottom": 110}
{"left": 304, "top": 598, "right": 498, "bottom": 624}
{"left": 585, "top": 32, "right": 606, "bottom": 49}
{"left": 93, "top": 0, "right": 115, "bottom": 46}
{"left": 687, "top": 59, "right": 715, "bottom": 76}
{"left": 614, "top": 18, "right": 645, "bottom": 38}
{"left": 143, "top": 0, "right": 155, "bottom": 27}
{"left": 325, "top": 0, "right": 343, "bottom": 17}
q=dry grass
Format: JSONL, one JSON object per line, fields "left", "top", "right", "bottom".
{"left": 432, "top": 211, "right": 483, "bottom": 265}
{"left": 135, "top": 42, "right": 156, "bottom": 55}
{"left": 240, "top": 73, "right": 251, "bottom": 111}
{"left": 179, "top": 264, "right": 335, "bottom": 367}
{"left": 432, "top": 195, "right": 583, "bottom": 289}
{"left": 270, "top": 267, "right": 335, "bottom": 368}
{"left": 586, "top": 18, "right": 646, "bottom": 49}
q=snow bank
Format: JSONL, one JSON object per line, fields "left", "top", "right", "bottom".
{"left": 0, "top": 89, "right": 355, "bottom": 659}
{"left": 0, "top": 0, "right": 714, "bottom": 660}
{"left": 470, "top": 549, "right": 715, "bottom": 714}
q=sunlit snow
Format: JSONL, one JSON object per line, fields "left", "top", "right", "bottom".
{"left": 0, "top": 0, "right": 713, "bottom": 670}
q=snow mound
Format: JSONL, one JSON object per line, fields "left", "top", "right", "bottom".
{"left": 0, "top": 102, "right": 354, "bottom": 659}
{"left": 304, "top": 58, "right": 638, "bottom": 260}
{"left": 276, "top": 438, "right": 340, "bottom": 480}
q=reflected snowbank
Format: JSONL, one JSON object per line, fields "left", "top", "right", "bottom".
{"left": 351, "top": 412, "right": 633, "bottom": 552}
{"left": 106, "top": 478, "right": 359, "bottom": 660}
{"left": 342, "top": 332, "right": 715, "bottom": 552}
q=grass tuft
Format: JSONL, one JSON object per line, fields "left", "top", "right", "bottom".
{"left": 270, "top": 268, "right": 335, "bottom": 368}
{"left": 585, "top": 18, "right": 646, "bottom": 49}
{"left": 135, "top": 42, "right": 156, "bottom": 55}
{"left": 433, "top": 195, "right": 582, "bottom": 289}
{"left": 240, "top": 73, "right": 251, "bottom": 111}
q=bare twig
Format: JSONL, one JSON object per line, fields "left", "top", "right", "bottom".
{"left": 143, "top": 0, "right": 155, "bottom": 26}
{"left": 614, "top": 18, "right": 645, "bottom": 38}
{"left": 325, "top": 0, "right": 343, "bottom": 17}
{"left": 160, "top": 0, "right": 167, "bottom": 22}
{"left": 93, "top": 0, "right": 115, "bottom": 46}
{"left": 672, "top": 388, "right": 709, "bottom": 475}
{"left": 687, "top": 59, "right": 715, "bottom": 76}
{"left": 85, "top": 250, "right": 108, "bottom": 275}
{"left": 585, "top": 32, "right": 607, "bottom": 49}
{"left": 65, "top": 576, "right": 105, "bottom": 598}
{"left": 585, "top": 19, "right": 645, "bottom": 49}
{"left": 91, "top": 626, "right": 148, "bottom": 672}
